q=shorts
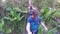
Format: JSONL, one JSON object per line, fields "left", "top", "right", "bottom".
{"left": 31, "top": 30, "right": 38, "bottom": 34}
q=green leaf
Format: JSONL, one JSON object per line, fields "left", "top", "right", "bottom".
{"left": 6, "top": 7, "right": 12, "bottom": 11}
{"left": 47, "top": 28, "right": 56, "bottom": 34}
{"left": 6, "top": 29, "right": 12, "bottom": 33}
{"left": 38, "top": 25, "right": 44, "bottom": 34}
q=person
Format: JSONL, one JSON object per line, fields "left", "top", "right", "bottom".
{"left": 28, "top": 5, "right": 34, "bottom": 16}
{"left": 26, "top": 7, "right": 48, "bottom": 34}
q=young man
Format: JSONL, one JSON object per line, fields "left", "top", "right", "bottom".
{"left": 26, "top": 8, "right": 48, "bottom": 34}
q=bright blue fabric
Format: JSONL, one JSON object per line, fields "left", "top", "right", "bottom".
{"left": 27, "top": 16, "right": 41, "bottom": 32}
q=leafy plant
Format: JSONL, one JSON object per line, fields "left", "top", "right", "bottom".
{"left": 47, "top": 28, "right": 56, "bottom": 34}
{"left": 40, "top": 6, "right": 58, "bottom": 28}
{"left": 38, "top": 25, "right": 56, "bottom": 34}
{"left": 0, "top": 7, "right": 26, "bottom": 34}
{"left": 53, "top": 8, "right": 60, "bottom": 18}
{"left": 39, "top": 6, "right": 59, "bottom": 34}
{"left": 0, "top": 20, "right": 4, "bottom": 34}
{"left": 38, "top": 25, "right": 44, "bottom": 34}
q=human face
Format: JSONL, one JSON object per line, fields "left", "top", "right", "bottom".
{"left": 33, "top": 13, "right": 38, "bottom": 20}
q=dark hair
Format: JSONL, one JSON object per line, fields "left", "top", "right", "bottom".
{"left": 32, "top": 8, "right": 39, "bottom": 15}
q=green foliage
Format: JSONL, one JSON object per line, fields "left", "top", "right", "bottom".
{"left": 38, "top": 26, "right": 56, "bottom": 34}
{"left": 0, "top": 7, "right": 27, "bottom": 34}
{"left": 47, "top": 28, "right": 56, "bottom": 34}
{"left": 6, "top": 7, "right": 28, "bottom": 14}
{"left": 38, "top": 25, "right": 44, "bottom": 34}
{"left": 53, "top": 8, "right": 60, "bottom": 18}
{"left": 0, "top": 4, "right": 60, "bottom": 34}
{"left": 40, "top": 6, "right": 58, "bottom": 28}
{"left": 0, "top": 20, "right": 4, "bottom": 32}
{"left": 38, "top": 6, "right": 60, "bottom": 34}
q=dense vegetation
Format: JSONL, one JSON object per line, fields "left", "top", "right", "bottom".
{"left": 0, "top": 6, "right": 60, "bottom": 34}
{"left": 0, "top": 0, "right": 60, "bottom": 34}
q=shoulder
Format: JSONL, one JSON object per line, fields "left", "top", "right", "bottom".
{"left": 27, "top": 16, "right": 32, "bottom": 20}
{"left": 27, "top": 16, "right": 32, "bottom": 22}
{"left": 37, "top": 16, "right": 42, "bottom": 20}
{"left": 37, "top": 16, "right": 42, "bottom": 23}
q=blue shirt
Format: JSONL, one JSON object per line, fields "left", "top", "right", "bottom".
{"left": 27, "top": 16, "right": 41, "bottom": 32}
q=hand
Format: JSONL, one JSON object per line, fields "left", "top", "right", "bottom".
{"left": 28, "top": 31, "right": 32, "bottom": 34}
{"left": 45, "top": 27, "right": 48, "bottom": 32}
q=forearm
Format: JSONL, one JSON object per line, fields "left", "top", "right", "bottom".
{"left": 26, "top": 23, "right": 32, "bottom": 33}
{"left": 26, "top": 26, "right": 31, "bottom": 33}
{"left": 41, "top": 22, "right": 48, "bottom": 31}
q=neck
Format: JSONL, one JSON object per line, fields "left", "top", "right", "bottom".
{"left": 32, "top": 16, "right": 37, "bottom": 21}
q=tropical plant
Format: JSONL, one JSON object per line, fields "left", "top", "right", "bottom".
{"left": 38, "top": 25, "right": 56, "bottom": 34}
{"left": 38, "top": 6, "right": 60, "bottom": 34}
{"left": 0, "top": 7, "right": 27, "bottom": 34}
{"left": 40, "top": 6, "right": 58, "bottom": 28}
